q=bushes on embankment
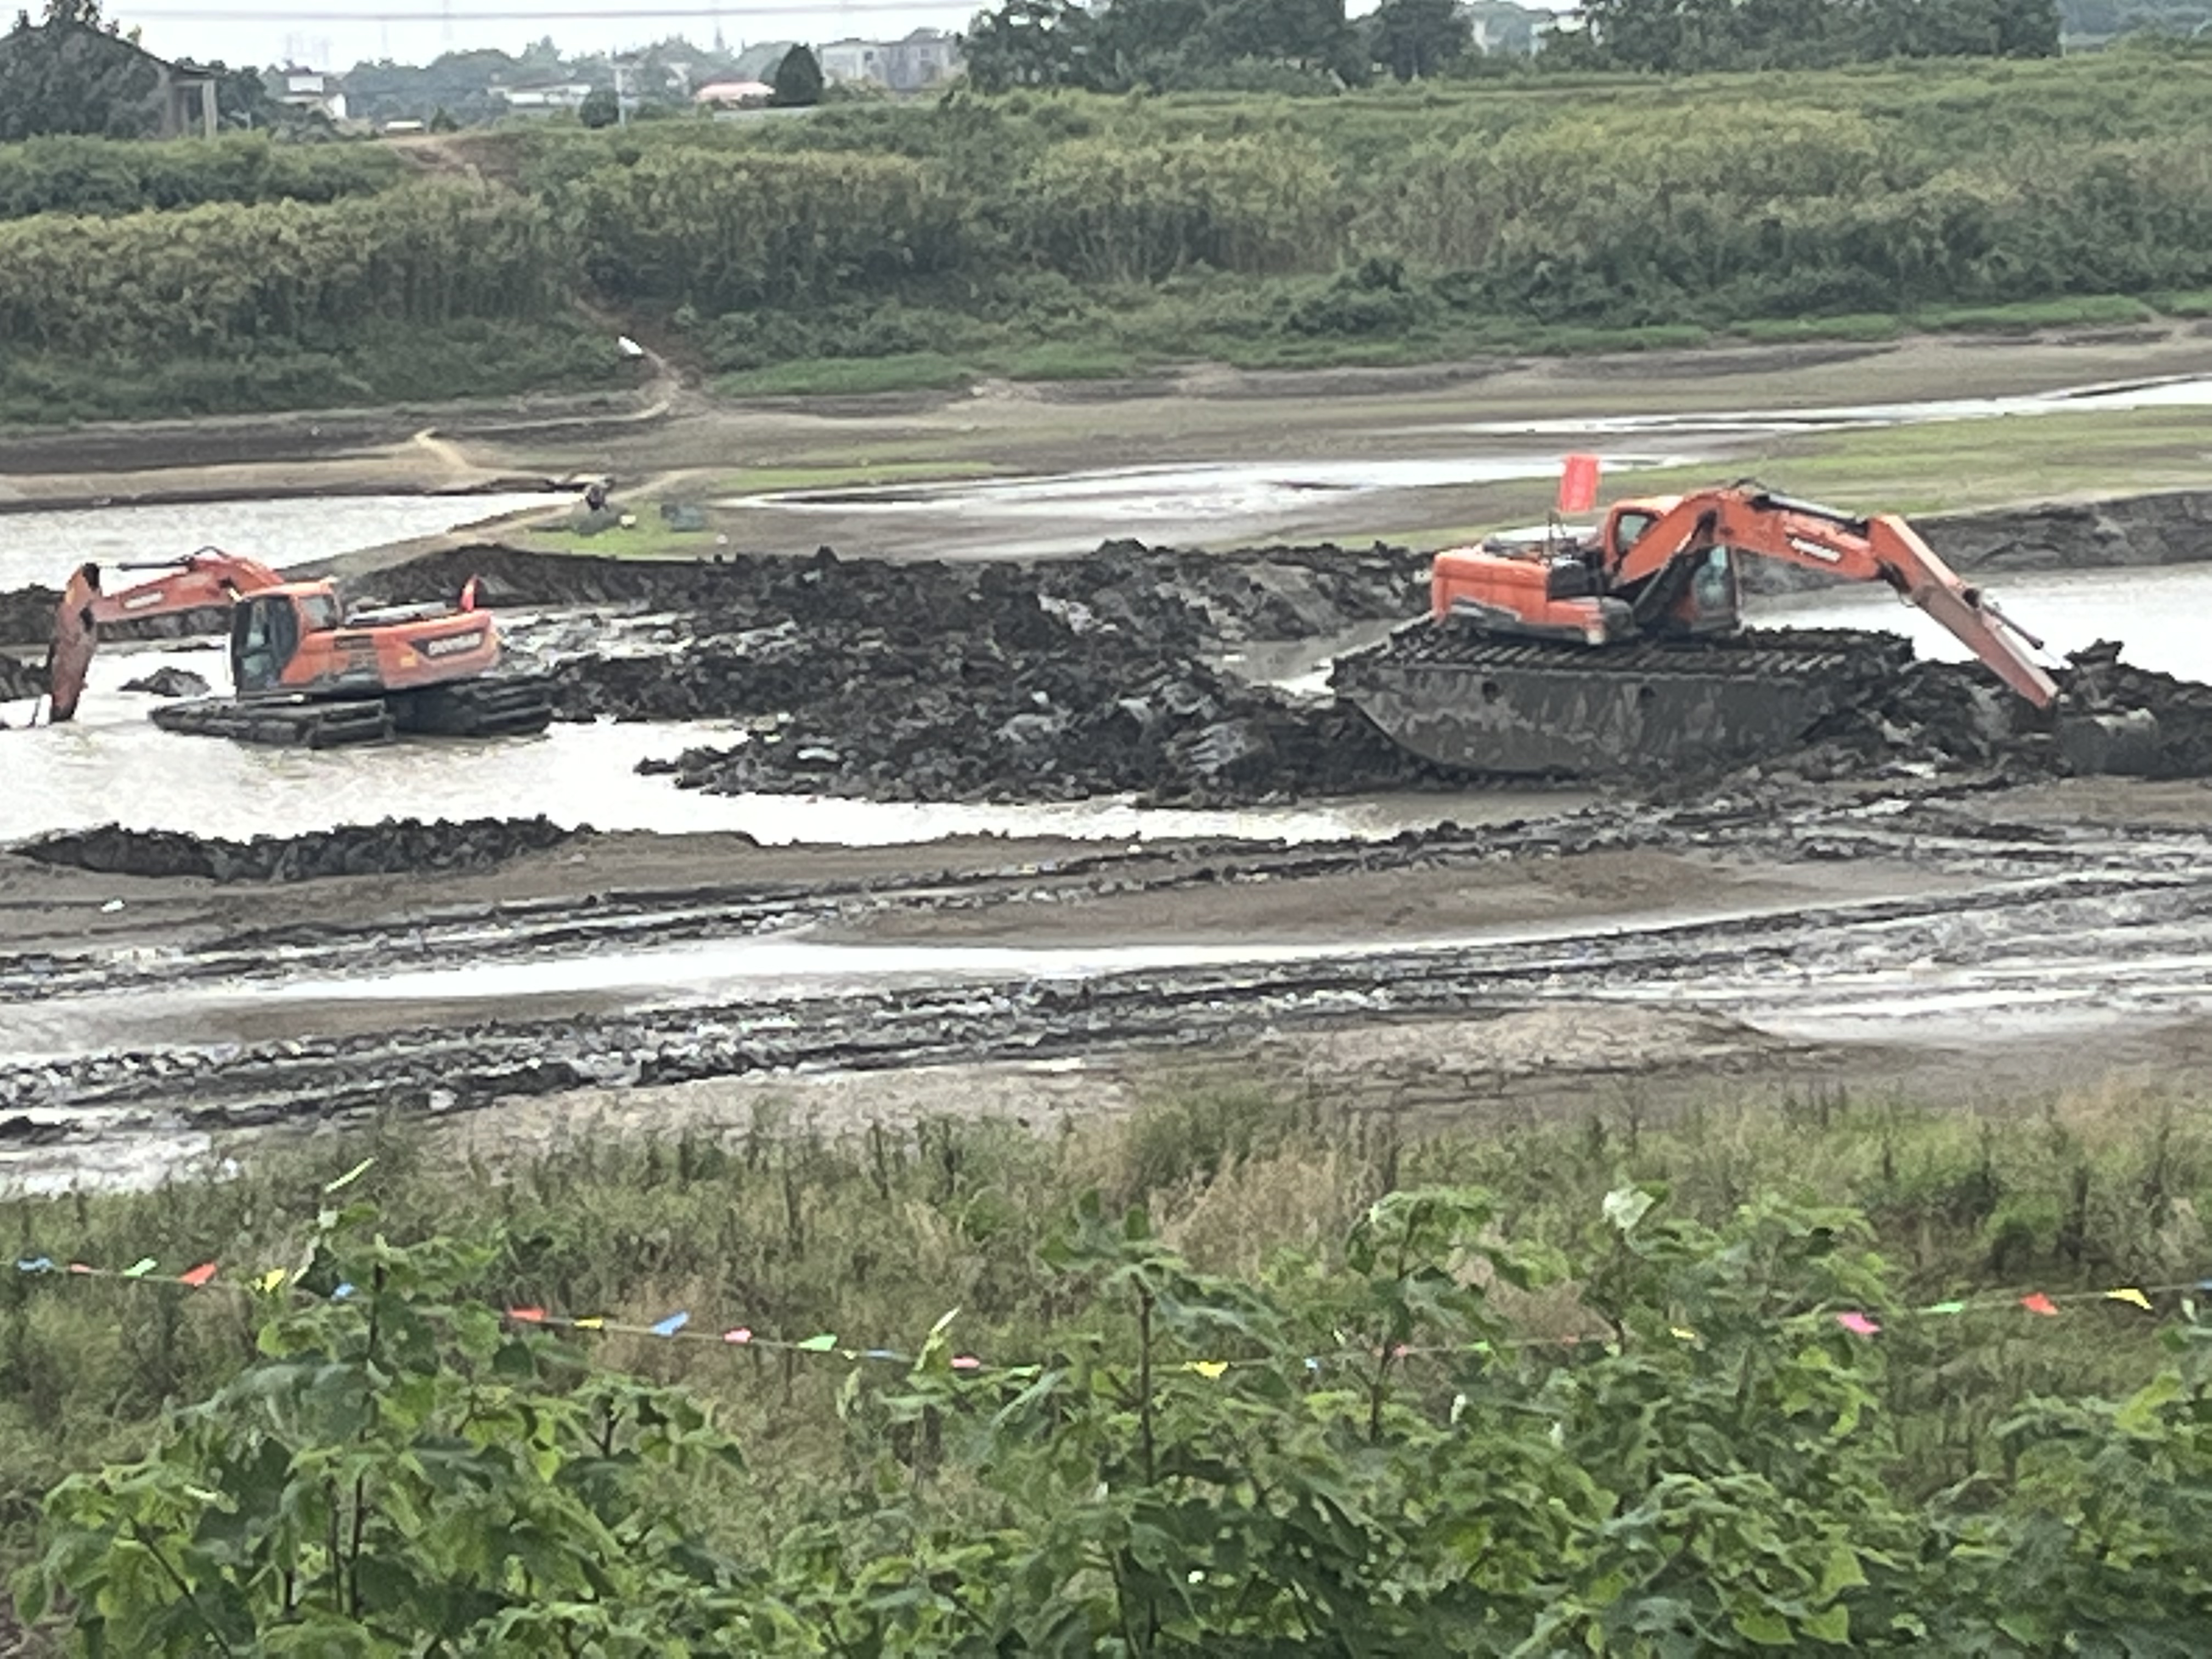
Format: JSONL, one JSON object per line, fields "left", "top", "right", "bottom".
{"left": 9, "top": 50, "right": 2212, "bottom": 417}
{"left": 0, "top": 131, "right": 400, "bottom": 221}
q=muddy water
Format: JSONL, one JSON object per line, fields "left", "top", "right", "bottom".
{"left": 1747, "top": 565, "right": 2212, "bottom": 680}
{"left": 0, "top": 644, "right": 1574, "bottom": 845}
{"left": 1420, "top": 374, "right": 2212, "bottom": 439}
{"left": 0, "top": 494, "right": 559, "bottom": 595}
{"left": 727, "top": 452, "right": 1699, "bottom": 558}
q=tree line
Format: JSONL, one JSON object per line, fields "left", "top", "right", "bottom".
{"left": 5, "top": 53, "right": 2212, "bottom": 412}
{"left": 957, "top": 0, "right": 2061, "bottom": 91}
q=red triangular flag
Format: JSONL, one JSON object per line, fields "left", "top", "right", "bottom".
{"left": 506, "top": 1306, "right": 546, "bottom": 1323}
{"left": 2020, "top": 1293, "right": 2059, "bottom": 1317}
{"left": 178, "top": 1262, "right": 218, "bottom": 1288}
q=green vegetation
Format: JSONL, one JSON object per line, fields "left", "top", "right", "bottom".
{"left": 0, "top": 133, "right": 399, "bottom": 220}
{"left": 7, "top": 1080, "right": 2212, "bottom": 1648}
{"left": 0, "top": 318, "right": 627, "bottom": 428}
{"left": 9, "top": 49, "right": 2212, "bottom": 419}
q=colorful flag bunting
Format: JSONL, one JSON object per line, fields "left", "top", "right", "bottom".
{"left": 650, "top": 1312, "right": 691, "bottom": 1338}
{"left": 1836, "top": 1312, "right": 1882, "bottom": 1337}
{"left": 1186, "top": 1361, "right": 1229, "bottom": 1380}
{"left": 723, "top": 1327, "right": 753, "bottom": 1345}
{"left": 507, "top": 1306, "right": 546, "bottom": 1323}
{"left": 2105, "top": 1288, "right": 2153, "bottom": 1312}
{"left": 794, "top": 1334, "right": 838, "bottom": 1352}
{"left": 178, "top": 1263, "right": 218, "bottom": 1289}
{"left": 2020, "top": 1293, "right": 2059, "bottom": 1317}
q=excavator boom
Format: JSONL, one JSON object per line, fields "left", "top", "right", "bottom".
{"left": 1612, "top": 489, "right": 2057, "bottom": 707}
{"left": 92, "top": 550, "right": 286, "bottom": 627}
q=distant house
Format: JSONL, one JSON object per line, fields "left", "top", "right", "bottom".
{"left": 0, "top": 20, "right": 218, "bottom": 139}
{"left": 269, "top": 66, "right": 347, "bottom": 122}
{"left": 820, "top": 29, "right": 962, "bottom": 92}
{"left": 729, "top": 41, "right": 796, "bottom": 81}
{"left": 491, "top": 81, "right": 595, "bottom": 113}
{"left": 1461, "top": 1, "right": 1550, "bottom": 54}
{"left": 693, "top": 79, "right": 774, "bottom": 106}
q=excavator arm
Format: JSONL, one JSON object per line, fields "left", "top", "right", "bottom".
{"left": 1612, "top": 488, "right": 2059, "bottom": 708}
{"left": 91, "top": 549, "right": 284, "bottom": 626}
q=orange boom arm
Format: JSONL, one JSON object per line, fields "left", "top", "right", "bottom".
{"left": 1610, "top": 488, "right": 2058, "bottom": 708}
{"left": 91, "top": 550, "right": 285, "bottom": 626}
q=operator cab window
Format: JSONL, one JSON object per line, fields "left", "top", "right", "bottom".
{"left": 298, "top": 594, "right": 339, "bottom": 633}
{"left": 1611, "top": 510, "right": 1661, "bottom": 558}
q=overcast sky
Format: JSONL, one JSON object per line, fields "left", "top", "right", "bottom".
{"left": 120, "top": 2, "right": 986, "bottom": 71}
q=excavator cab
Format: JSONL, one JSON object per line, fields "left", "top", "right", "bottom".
{"left": 230, "top": 592, "right": 297, "bottom": 693}
{"left": 1602, "top": 503, "right": 1742, "bottom": 638}
{"left": 229, "top": 587, "right": 340, "bottom": 694}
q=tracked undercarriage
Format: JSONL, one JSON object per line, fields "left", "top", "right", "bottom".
{"left": 151, "top": 673, "right": 555, "bottom": 749}
{"left": 1331, "top": 624, "right": 1918, "bottom": 777}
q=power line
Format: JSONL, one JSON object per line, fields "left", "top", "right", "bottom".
{"left": 125, "top": 2, "right": 972, "bottom": 16}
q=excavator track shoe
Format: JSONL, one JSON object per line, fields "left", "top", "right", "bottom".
{"left": 1332, "top": 626, "right": 1910, "bottom": 777}
{"left": 388, "top": 673, "right": 555, "bottom": 738}
{"left": 151, "top": 696, "right": 395, "bottom": 749}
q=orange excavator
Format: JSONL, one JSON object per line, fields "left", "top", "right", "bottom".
{"left": 56, "top": 549, "right": 551, "bottom": 747}
{"left": 1331, "top": 481, "right": 2106, "bottom": 776}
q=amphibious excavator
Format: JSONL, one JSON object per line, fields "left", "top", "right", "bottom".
{"left": 55, "top": 549, "right": 552, "bottom": 747}
{"left": 1331, "top": 481, "right": 2106, "bottom": 776}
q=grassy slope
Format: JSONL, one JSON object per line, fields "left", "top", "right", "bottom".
{"left": 1, "top": 1071, "right": 2202, "bottom": 1584}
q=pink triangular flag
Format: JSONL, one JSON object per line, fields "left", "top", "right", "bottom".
{"left": 2020, "top": 1293, "right": 2059, "bottom": 1317}
{"left": 177, "top": 1262, "right": 218, "bottom": 1288}
{"left": 1835, "top": 1312, "right": 1882, "bottom": 1337}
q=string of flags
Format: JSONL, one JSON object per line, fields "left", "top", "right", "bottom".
{"left": 9, "top": 1248, "right": 2207, "bottom": 1380}
{"left": 5, "top": 1156, "right": 2202, "bottom": 1376}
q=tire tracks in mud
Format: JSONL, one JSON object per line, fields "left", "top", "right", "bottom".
{"left": 5, "top": 797, "right": 2211, "bottom": 1139}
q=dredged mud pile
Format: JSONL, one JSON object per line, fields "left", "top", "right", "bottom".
{"left": 16, "top": 816, "right": 578, "bottom": 883}
{"left": 443, "top": 540, "right": 1448, "bottom": 806}
{"left": 0, "top": 654, "right": 44, "bottom": 702}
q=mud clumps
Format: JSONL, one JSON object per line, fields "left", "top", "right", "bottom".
{"left": 0, "top": 654, "right": 44, "bottom": 702}
{"left": 119, "top": 666, "right": 211, "bottom": 698}
{"left": 14, "top": 816, "right": 578, "bottom": 883}
{"left": 375, "top": 539, "right": 1430, "bottom": 645}
{"left": 537, "top": 550, "right": 1443, "bottom": 806}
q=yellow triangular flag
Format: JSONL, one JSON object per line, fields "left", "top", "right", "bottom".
{"left": 255, "top": 1269, "right": 286, "bottom": 1294}
{"left": 574, "top": 1317, "right": 605, "bottom": 1330}
{"left": 1669, "top": 1327, "right": 1700, "bottom": 1344}
{"left": 2105, "top": 1287, "right": 2153, "bottom": 1312}
{"left": 1184, "top": 1360, "right": 1228, "bottom": 1379}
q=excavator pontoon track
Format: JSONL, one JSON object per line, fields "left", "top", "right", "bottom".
{"left": 1332, "top": 625, "right": 1915, "bottom": 777}
{"left": 149, "top": 675, "right": 555, "bottom": 749}
{"left": 389, "top": 673, "right": 555, "bottom": 738}
{"left": 153, "top": 696, "right": 395, "bottom": 749}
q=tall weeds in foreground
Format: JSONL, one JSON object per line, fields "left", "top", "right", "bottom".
{"left": 2, "top": 1072, "right": 2209, "bottom": 1643}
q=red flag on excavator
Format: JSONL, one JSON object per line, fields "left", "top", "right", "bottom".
{"left": 459, "top": 576, "right": 480, "bottom": 612}
{"left": 1558, "top": 453, "right": 1602, "bottom": 515}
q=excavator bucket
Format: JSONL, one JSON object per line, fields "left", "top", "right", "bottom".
{"left": 1331, "top": 624, "right": 1910, "bottom": 778}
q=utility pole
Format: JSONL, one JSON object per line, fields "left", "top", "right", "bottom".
{"left": 605, "top": 50, "right": 633, "bottom": 126}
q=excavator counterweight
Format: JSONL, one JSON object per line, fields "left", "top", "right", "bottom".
{"left": 1334, "top": 482, "right": 2087, "bottom": 778}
